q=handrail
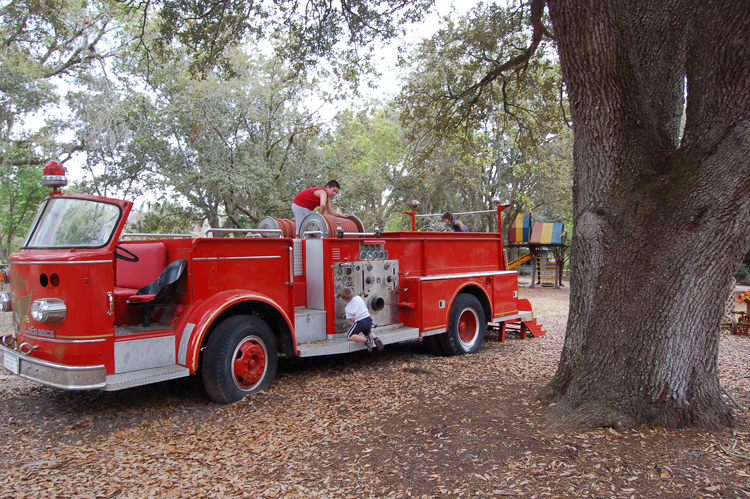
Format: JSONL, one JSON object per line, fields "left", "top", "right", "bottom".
{"left": 120, "top": 233, "right": 192, "bottom": 239}
{"left": 202, "top": 228, "right": 283, "bottom": 238}
{"left": 415, "top": 209, "right": 498, "bottom": 218}
{"left": 337, "top": 232, "right": 380, "bottom": 237}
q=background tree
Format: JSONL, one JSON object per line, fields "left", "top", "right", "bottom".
{"left": 0, "top": 0, "right": 129, "bottom": 166}
{"left": 397, "top": 2, "right": 571, "bottom": 234}
{"left": 125, "top": 201, "right": 202, "bottom": 235}
{"left": 0, "top": 0, "right": 137, "bottom": 253}
{"left": 137, "top": 49, "right": 327, "bottom": 229}
{"left": 325, "top": 104, "right": 408, "bottom": 231}
{"left": 0, "top": 162, "right": 48, "bottom": 259}
{"left": 66, "top": 74, "right": 157, "bottom": 200}
{"left": 136, "top": 0, "right": 433, "bottom": 78}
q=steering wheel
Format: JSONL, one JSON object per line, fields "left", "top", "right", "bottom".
{"left": 114, "top": 245, "right": 139, "bottom": 263}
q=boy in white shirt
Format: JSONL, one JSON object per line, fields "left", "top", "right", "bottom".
{"left": 340, "top": 287, "right": 384, "bottom": 352}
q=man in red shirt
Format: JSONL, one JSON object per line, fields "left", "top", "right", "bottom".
{"left": 292, "top": 180, "right": 347, "bottom": 236}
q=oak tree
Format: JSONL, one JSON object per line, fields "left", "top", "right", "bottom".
{"left": 533, "top": 0, "right": 750, "bottom": 429}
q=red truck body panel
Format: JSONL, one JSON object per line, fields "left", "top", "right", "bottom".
{"left": 0, "top": 192, "right": 542, "bottom": 398}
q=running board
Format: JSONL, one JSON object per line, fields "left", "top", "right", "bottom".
{"left": 297, "top": 325, "right": 420, "bottom": 357}
{"left": 103, "top": 365, "right": 190, "bottom": 391}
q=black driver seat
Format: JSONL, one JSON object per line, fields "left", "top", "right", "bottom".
{"left": 126, "top": 259, "right": 187, "bottom": 326}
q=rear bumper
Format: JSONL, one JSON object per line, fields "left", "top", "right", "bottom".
{"left": 0, "top": 343, "right": 106, "bottom": 390}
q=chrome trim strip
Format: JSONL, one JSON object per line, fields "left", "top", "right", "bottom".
{"left": 193, "top": 256, "right": 281, "bottom": 261}
{"left": 8, "top": 259, "right": 113, "bottom": 265}
{"left": 178, "top": 323, "right": 195, "bottom": 366}
{"left": 421, "top": 328, "right": 446, "bottom": 337}
{"left": 420, "top": 270, "right": 517, "bottom": 281}
{"left": 287, "top": 246, "right": 294, "bottom": 286}
{"left": 20, "top": 335, "right": 107, "bottom": 344}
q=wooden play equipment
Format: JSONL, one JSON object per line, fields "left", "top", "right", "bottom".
{"left": 725, "top": 288, "right": 750, "bottom": 336}
{"left": 507, "top": 213, "right": 569, "bottom": 288}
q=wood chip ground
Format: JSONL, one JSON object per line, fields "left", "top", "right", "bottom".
{"left": 1, "top": 286, "right": 749, "bottom": 498}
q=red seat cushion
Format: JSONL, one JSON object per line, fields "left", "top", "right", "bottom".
{"left": 127, "top": 293, "right": 156, "bottom": 303}
{"left": 116, "top": 243, "right": 167, "bottom": 290}
{"left": 114, "top": 287, "right": 138, "bottom": 301}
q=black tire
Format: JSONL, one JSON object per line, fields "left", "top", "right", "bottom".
{"left": 423, "top": 335, "right": 446, "bottom": 356}
{"left": 439, "top": 293, "right": 486, "bottom": 355}
{"left": 202, "top": 315, "right": 277, "bottom": 404}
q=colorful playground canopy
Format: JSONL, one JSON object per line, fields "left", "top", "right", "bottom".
{"left": 530, "top": 222, "right": 567, "bottom": 245}
{"left": 510, "top": 213, "right": 530, "bottom": 243}
{"left": 510, "top": 214, "right": 567, "bottom": 245}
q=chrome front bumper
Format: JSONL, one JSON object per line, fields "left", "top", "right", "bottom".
{"left": 0, "top": 343, "right": 106, "bottom": 390}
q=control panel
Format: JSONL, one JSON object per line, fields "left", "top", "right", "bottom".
{"left": 333, "top": 257, "right": 399, "bottom": 333}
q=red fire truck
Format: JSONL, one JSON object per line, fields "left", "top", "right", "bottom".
{"left": 0, "top": 162, "right": 544, "bottom": 404}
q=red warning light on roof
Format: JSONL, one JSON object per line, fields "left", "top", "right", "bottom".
{"left": 42, "top": 160, "right": 68, "bottom": 189}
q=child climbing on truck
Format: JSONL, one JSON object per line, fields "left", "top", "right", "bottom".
{"left": 340, "top": 287, "right": 383, "bottom": 352}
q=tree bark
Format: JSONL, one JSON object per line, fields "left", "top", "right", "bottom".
{"left": 541, "top": 0, "right": 750, "bottom": 428}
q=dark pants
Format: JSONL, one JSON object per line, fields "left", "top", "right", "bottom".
{"left": 347, "top": 317, "right": 373, "bottom": 338}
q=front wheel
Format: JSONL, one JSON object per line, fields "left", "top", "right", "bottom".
{"left": 439, "top": 294, "right": 486, "bottom": 355}
{"left": 202, "top": 315, "right": 277, "bottom": 404}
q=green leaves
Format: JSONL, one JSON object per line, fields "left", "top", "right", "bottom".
{"left": 394, "top": 2, "right": 570, "bottom": 233}
{"left": 144, "top": 0, "right": 433, "bottom": 78}
{"left": 0, "top": 162, "right": 48, "bottom": 258}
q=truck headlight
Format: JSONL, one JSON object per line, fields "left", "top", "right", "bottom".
{"left": 30, "top": 298, "right": 66, "bottom": 322}
{"left": 0, "top": 293, "right": 10, "bottom": 312}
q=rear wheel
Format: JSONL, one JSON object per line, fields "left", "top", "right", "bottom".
{"left": 439, "top": 294, "right": 486, "bottom": 355}
{"left": 202, "top": 315, "right": 277, "bottom": 404}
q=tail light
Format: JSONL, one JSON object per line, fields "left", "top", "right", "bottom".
{"left": 41, "top": 161, "right": 68, "bottom": 189}
{"left": 30, "top": 298, "right": 66, "bottom": 322}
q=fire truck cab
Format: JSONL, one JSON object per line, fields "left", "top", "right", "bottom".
{"left": 0, "top": 164, "right": 543, "bottom": 404}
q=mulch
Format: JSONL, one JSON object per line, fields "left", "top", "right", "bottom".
{"left": 0, "top": 286, "right": 749, "bottom": 498}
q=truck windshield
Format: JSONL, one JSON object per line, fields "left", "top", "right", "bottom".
{"left": 24, "top": 197, "right": 122, "bottom": 248}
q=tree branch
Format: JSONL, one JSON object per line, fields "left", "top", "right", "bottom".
{"left": 457, "top": 0, "right": 548, "bottom": 102}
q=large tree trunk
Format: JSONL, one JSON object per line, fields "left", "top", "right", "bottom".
{"left": 540, "top": 0, "right": 750, "bottom": 428}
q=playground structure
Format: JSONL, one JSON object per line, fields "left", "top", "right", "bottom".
{"left": 506, "top": 213, "right": 569, "bottom": 289}
{"left": 723, "top": 288, "right": 750, "bottom": 336}
{"left": 401, "top": 204, "right": 568, "bottom": 289}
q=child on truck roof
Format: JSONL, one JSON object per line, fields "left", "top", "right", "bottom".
{"left": 443, "top": 211, "right": 469, "bottom": 232}
{"left": 340, "top": 287, "right": 383, "bottom": 352}
{"left": 292, "top": 181, "right": 348, "bottom": 236}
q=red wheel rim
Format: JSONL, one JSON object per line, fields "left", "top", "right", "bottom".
{"left": 232, "top": 337, "right": 267, "bottom": 390}
{"left": 458, "top": 308, "right": 479, "bottom": 348}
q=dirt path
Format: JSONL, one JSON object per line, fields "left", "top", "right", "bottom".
{"left": 0, "top": 287, "right": 749, "bottom": 498}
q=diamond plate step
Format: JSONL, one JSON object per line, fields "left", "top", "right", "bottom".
{"left": 296, "top": 325, "right": 420, "bottom": 357}
{"left": 104, "top": 365, "right": 190, "bottom": 391}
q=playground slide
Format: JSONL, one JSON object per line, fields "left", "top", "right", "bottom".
{"left": 508, "top": 253, "right": 531, "bottom": 270}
